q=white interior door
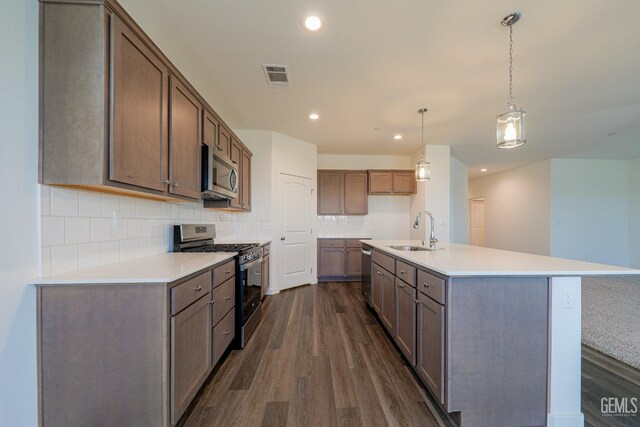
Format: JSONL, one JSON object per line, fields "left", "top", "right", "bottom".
{"left": 277, "top": 173, "right": 312, "bottom": 291}
{"left": 470, "top": 198, "right": 485, "bottom": 247}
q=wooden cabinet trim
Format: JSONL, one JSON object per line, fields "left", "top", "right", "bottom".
{"left": 367, "top": 170, "right": 417, "bottom": 195}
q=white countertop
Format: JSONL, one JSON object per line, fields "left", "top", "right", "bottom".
{"left": 32, "top": 252, "right": 237, "bottom": 285}
{"left": 364, "top": 240, "right": 640, "bottom": 277}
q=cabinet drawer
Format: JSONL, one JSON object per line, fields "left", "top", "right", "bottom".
{"left": 213, "top": 277, "right": 235, "bottom": 326}
{"left": 213, "top": 308, "right": 235, "bottom": 365}
{"left": 372, "top": 250, "right": 395, "bottom": 274}
{"left": 214, "top": 259, "right": 235, "bottom": 288}
{"left": 319, "top": 239, "right": 345, "bottom": 248}
{"left": 396, "top": 260, "right": 416, "bottom": 287}
{"left": 418, "top": 269, "right": 446, "bottom": 304}
{"left": 346, "top": 239, "right": 369, "bottom": 248}
{"left": 171, "top": 271, "right": 212, "bottom": 315}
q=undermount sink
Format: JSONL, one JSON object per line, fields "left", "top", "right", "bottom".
{"left": 387, "top": 245, "right": 435, "bottom": 252}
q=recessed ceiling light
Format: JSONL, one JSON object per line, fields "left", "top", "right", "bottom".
{"left": 481, "top": 168, "right": 488, "bottom": 172}
{"left": 303, "top": 15, "right": 323, "bottom": 32}
{"left": 393, "top": 135, "right": 403, "bottom": 140}
{"left": 308, "top": 113, "right": 319, "bottom": 120}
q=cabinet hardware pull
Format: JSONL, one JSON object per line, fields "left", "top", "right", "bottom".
{"left": 347, "top": 249, "right": 350, "bottom": 253}
{"left": 330, "top": 242, "right": 334, "bottom": 245}
{"left": 400, "top": 270, "right": 406, "bottom": 274}
{"left": 377, "top": 272, "right": 383, "bottom": 276}
{"left": 225, "top": 296, "right": 231, "bottom": 301}
{"left": 399, "top": 283, "right": 405, "bottom": 288}
{"left": 194, "top": 286, "right": 202, "bottom": 292}
{"left": 423, "top": 283, "right": 430, "bottom": 288}
{"left": 225, "top": 270, "right": 231, "bottom": 274}
{"left": 162, "top": 179, "right": 170, "bottom": 184}
{"left": 415, "top": 299, "right": 420, "bottom": 304}
{"left": 173, "top": 182, "right": 180, "bottom": 188}
{"left": 209, "top": 299, "right": 215, "bottom": 305}
{"left": 224, "top": 330, "right": 230, "bottom": 335}
{"left": 216, "top": 145, "right": 223, "bottom": 151}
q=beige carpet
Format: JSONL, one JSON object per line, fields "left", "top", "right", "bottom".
{"left": 582, "top": 276, "right": 640, "bottom": 369}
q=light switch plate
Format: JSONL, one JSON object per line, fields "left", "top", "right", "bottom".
{"left": 112, "top": 210, "right": 124, "bottom": 229}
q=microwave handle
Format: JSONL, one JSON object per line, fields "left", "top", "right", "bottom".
{"left": 229, "top": 168, "right": 239, "bottom": 192}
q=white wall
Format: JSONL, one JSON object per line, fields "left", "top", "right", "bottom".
{"left": 0, "top": 0, "right": 39, "bottom": 425}
{"left": 550, "top": 159, "right": 629, "bottom": 266}
{"left": 450, "top": 156, "right": 469, "bottom": 244}
{"left": 317, "top": 154, "right": 412, "bottom": 239}
{"left": 468, "top": 160, "right": 552, "bottom": 256}
{"left": 410, "top": 145, "right": 452, "bottom": 243}
{"left": 630, "top": 158, "right": 640, "bottom": 268}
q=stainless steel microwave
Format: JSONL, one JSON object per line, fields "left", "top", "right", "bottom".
{"left": 201, "top": 144, "right": 238, "bottom": 200}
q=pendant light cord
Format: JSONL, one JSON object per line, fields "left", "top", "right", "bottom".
{"left": 507, "top": 24, "right": 515, "bottom": 108}
{"left": 421, "top": 110, "right": 425, "bottom": 158}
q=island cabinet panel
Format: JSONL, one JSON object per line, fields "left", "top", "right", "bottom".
{"left": 261, "top": 251, "right": 270, "bottom": 299}
{"left": 372, "top": 249, "right": 395, "bottom": 274}
{"left": 371, "top": 262, "right": 384, "bottom": 314}
{"left": 394, "top": 277, "right": 417, "bottom": 365}
{"left": 380, "top": 268, "right": 395, "bottom": 333}
{"left": 213, "top": 308, "right": 236, "bottom": 366}
{"left": 367, "top": 170, "right": 417, "bottom": 195}
{"left": 171, "top": 294, "right": 211, "bottom": 425}
{"left": 418, "top": 268, "right": 445, "bottom": 304}
{"left": 417, "top": 291, "right": 445, "bottom": 404}
{"left": 317, "top": 170, "right": 368, "bottom": 215}
{"left": 111, "top": 16, "right": 169, "bottom": 192}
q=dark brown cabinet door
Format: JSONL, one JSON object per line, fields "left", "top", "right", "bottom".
{"left": 345, "top": 247, "right": 362, "bottom": 276}
{"left": 318, "top": 247, "right": 346, "bottom": 277}
{"left": 171, "top": 295, "right": 211, "bottom": 424}
{"left": 203, "top": 110, "right": 218, "bottom": 151}
{"left": 229, "top": 139, "right": 242, "bottom": 209}
{"left": 169, "top": 77, "right": 202, "bottom": 199}
{"left": 381, "top": 269, "right": 395, "bottom": 333}
{"left": 111, "top": 16, "right": 169, "bottom": 192}
{"left": 261, "top": 254, "right": 270, "bottom": 299}
{"left": 417, "top": 292, "right": 445, "bottom": 404}
{"left": 395, "top": 278, "right": 417, "bottom": 365}
{"left": 372, "top": 263, "right": 383, "bottom": 315}
{"left": 344, "top": 172, "right": 368, "bottom": 214}
{"left": 241, "top": 150, "right": 251, "bottom": 211}
{"left": 218, "top": 125, "right": 232, "bottom": 158}
{"left": 368, "top": 172, "right": 392, "bottom": 194}
{"left": 318, "top": 171, "right": 344, "bottom": 214}
{"left": 393, "top": 172, "right": 416, "bottom": 194}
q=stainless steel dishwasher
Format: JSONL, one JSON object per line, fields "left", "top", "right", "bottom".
{"left": 361, "top": 244, "right": 372, "bottom": 306}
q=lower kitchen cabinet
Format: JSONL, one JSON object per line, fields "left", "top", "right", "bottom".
{"left": 317, "top": 238, "right": 369, "bottom": 281}
{"left": 261, "top": 245, "right": 270, "bottom": 299}
{"left": 416, "top": 291, "right": 445, "bottom": 404}
{"left": 394, "top": 277, "right": 417, "bottom": 365}
{"left": 372, "top": 263, "right": 384, "bottom": 314}
{"left": 380, "top": 268, "right": 395, "bottom": 333}
{"left": 171, "top": 294, "right": 211, "bottom": 424}
{"left": 36, "top": 258, "right": 237, "bottom": 427}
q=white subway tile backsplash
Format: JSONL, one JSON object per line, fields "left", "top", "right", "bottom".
{"left": 127, "top": 218, "right": 143, "bottom": 238}
{"left": 51, "top": 245, "right": 79, "bottom": 274}
{"left": 50, "top": 187, "right": 78, "bottom": 216}
{"left": 65, "top": 217, "right": 91, "bottom": 244}
{"left": 90, "top": 217, "right": 110, "bottom": 242}
{"left": 135, "top": 199, "right": 149, "bottom": 218}
{"left": 101, "top": 241, "right": 120, "bottom": 265}
{"left": 41, "top": 247, "right": 51, "bottom": 276}
{"left": 41, "top": 186, "right": 51, "bottom": 216}
{"left": 78, "top": 243, "right": 101, "bottom": 269}
{"left": 120, "top": 197, "right": 136, "bottom": 218}
{"left": 136, "top": 238, "right": 151, "bottom": 258}
{"left": 79, "top": 191, "right": 101, "bottom": 217}
{"left": 119, "top": 240, "right": 137, "bottom": 261}
{"left": 100, "top": 194, "right": 120, "bottom": 217}
{"left": 42, "top": 216, "right": 65, "bottom": 246}
{"left": 110, "top": 219, "right": 127, "bottom": 240}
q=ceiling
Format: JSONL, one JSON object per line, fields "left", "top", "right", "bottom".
{"left": 120, "top": 0, "right": 640, "bottom": 178}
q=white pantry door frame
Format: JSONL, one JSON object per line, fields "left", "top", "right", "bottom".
{"left": 274, "top": 172, "right": 315, "bottom": 292}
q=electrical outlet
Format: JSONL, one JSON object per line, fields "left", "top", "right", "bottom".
{"left": 561, "top": 288, "right": 576, "bottom": 309}
{"left": 112, "top": 210, "right": 124, "bottom": 229}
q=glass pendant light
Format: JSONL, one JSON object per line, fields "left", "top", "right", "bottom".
{"left": 496, "top": 12, "right": 526, "bottom": 149}
{"left": 415, "top": 108, "right": 430, "bottom": 181}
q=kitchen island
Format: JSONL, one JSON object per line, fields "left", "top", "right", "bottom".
{"left": 363, "top": 240, "right": 639, "bottom": 427}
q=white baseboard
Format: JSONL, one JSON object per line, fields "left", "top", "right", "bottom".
{"left": 265, "top": 289, "right": 280, "bottom": 296}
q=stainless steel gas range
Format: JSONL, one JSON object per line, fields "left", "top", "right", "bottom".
{"left": 173, "top": 224, "right": 263, "bottom": 348}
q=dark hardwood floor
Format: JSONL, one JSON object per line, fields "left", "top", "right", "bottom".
{"left": 183, "top": 282, "right": 452, "bottom": 427}
{"left": 183, "top": 282, "right": 640, "bottom": 427}
{"left": 582, "top": 345, "right": 640, "bottom": 427}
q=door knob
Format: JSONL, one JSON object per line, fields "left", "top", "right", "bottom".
{"left": 280, "top": 236, "right": 286, "bottom": 241}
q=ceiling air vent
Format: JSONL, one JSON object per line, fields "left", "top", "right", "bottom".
{"left": 262, "top": 64, "right": 290, "bottom": 88}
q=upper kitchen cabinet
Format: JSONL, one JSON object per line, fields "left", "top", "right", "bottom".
{"left": 241, "top": 149, "right": 251, "bottom": 211}
{"left": 39, "top": 0, "right": 241, "bottom": 205}
{"left": 317, "top": 170, "right": 368, "bottom": 215}
{"left": 368, "top": 170, "right": 417, "bottom": 195}
{"left": 169, "top": 77, "right": 202, "bottom": 199}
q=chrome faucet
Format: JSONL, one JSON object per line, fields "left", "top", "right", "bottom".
{"left": 413, "top": 211, "right": 438, "bottom": 249}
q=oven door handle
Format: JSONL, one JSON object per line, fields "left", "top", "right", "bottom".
{"left": 240, "top": 257, "right": 263, "bottom": 272}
